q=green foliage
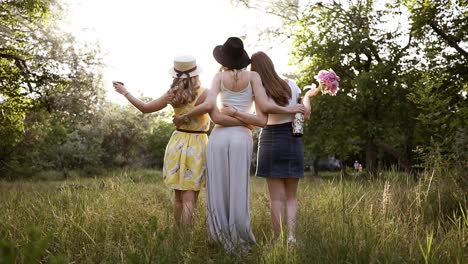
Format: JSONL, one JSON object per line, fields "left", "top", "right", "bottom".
{"left": 0, "top": 0, "right": 105, "bottom": 168}
{"left": 2, "top": 0, "right": 465, "bottom": 176}
{"left": 404, "top": 0, "right": 468, "bottom": 167}
{"left": 289, "top": 0, "right": 418, "bottom": 172}
{"left": 0, "top": 226, "right": 65, "bottom": 263}
{"left": 2, "top": 102, "right": 176, "bottom": 178}
{"left": 99, "top": 103, "right": 174, "bottom": 168}
{"left": 0, "top": 96, "right": 30, "bottom": 150}
{"left": 238, "top": 0, "right": 467, "bottom": 171}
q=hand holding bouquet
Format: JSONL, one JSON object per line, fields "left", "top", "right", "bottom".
{"left": 304, "top": 69, "right": 340, "bottom": 96}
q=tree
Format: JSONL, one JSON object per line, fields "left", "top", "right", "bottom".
{"left": 0, "top": 0, "right": 104, "bottom": 170}
{"left": 238, "top": 0, "right": 420, "bottom": 173}
{"left": 404, "top": 0, "right": 468, "bottom": 167}
{"left": 99, "top": 103, "right": 174, "bottom": 168}
{"left": 237, "top": 0, "right": 468, "bottom": 173}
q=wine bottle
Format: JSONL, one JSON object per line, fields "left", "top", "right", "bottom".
{"left": 292, "top": 96, "right": 304, "bottom": 137}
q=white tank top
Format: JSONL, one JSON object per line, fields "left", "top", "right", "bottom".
{"left": 219, "top": 77, "right": 255, "bottom": 114}
{"left": 267, "top": 79, "right": 301, "bottom": 125}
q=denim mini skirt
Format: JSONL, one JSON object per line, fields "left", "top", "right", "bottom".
{"left": 256, "top": 122, "right": 304, "bottom": 178}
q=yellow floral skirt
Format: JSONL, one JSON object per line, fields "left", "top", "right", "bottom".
{"left": 163, "top": 131, "right": 208, "bottom": 191}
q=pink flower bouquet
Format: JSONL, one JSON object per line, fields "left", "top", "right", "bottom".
{"left": 305, "top": 69, "right": 340, "bottom": 96}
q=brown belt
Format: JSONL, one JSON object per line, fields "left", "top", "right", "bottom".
{"left": 176, "top": 128, "right": 208, "bottom": 134}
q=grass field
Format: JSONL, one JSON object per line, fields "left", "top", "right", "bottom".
{"left": 0, "top": 169, "right": 466, "bottom": 263}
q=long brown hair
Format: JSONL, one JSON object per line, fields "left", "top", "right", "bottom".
{"left": 250, "top": 51, "right": 291, "bottom": 106}
{"left": 167, "top": 76, "right": 200, "bottom": 108}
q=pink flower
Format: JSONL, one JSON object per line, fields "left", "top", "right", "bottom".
{"left": 314, "top": 69, "right": 340, "bottom": 96}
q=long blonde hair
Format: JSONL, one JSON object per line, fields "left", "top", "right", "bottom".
{"left": 167, "top": 76, "right": 200, "bottom": 108}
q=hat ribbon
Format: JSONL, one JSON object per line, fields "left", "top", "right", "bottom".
{"left": 175, "top": 66, "right": 197, "bottom": 89}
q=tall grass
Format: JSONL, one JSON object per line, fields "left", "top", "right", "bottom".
{"left": 0, "top": 169, "right": 466, "bottom": 263}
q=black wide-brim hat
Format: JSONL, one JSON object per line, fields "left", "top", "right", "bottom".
{"left": 213, "top": 37, "right": 251, "bottom": 70}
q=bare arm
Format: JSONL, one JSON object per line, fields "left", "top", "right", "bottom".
{"left": 218, "top": 73, "right": 268, "bottom": 128}
{"left": 113, "top": 81, "right": 168, "bottom": 113}
{"left": 209, "top": 105, "right": 249, "bottom": 126}
{"left": 221, "top": 102, "right": 268, "bottom": 128}
{"left": 303, "top": 85, "right": 321, "bottom": 121}
{"left": 175, "top": 106, "right": 246, "bottom": 127}
{"left": 180, "top": 75, "right": 219, "bottom": 119}
{"left": 173, "top": 73, "right": 246, "bottom": 127}
{"left": 249, "top": 73, "right": 305, "bottom": 114}
{"left": 206, "top": 74, "right": 246, "bottom": 126}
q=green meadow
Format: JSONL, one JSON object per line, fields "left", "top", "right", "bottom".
{"left": 0, "top": 169, "right": 466, "bottom": 263}
{"left": 2, "top": 1, "right": 467, "bottom": 263}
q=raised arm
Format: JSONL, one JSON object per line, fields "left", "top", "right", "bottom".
{"left": 113, "top": 81, "right": 168, "bottom": 113}
{"left": 303, "top": 85, "right": 321, "bottom": 121}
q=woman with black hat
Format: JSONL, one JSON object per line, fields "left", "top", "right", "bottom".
{"left": 174, "top": 37, "right": 304, "bottom": 252}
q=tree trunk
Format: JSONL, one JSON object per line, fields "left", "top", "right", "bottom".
{"left": 307, "top": 156, "right": 319, "bottom": 177}
{"left": 310, "top": 159, "right": 318, "bottom": 176}
{"left": 365, "top": 139, "right": 378, "bottom": 175}
{"left": 376, "top": 141, "right": 413, "bottom": 172}
{"left": 403, "top": 140, "right": 414, "bottom": 173}
{"left": 340, "top": 159, "right": 348, "bottom": 177}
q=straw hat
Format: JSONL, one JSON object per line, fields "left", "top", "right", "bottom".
{"left": 213, "top": 37, "right": 250, "bottom": 70}
{"left": 168, "top": 55, "right": 203, "bottom": 78}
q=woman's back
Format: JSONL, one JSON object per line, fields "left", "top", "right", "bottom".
{"left": 219, "top": 71, "right": 254, "bottom": 114}
{"left": 267, "top": 79, "right": 300, "bottom": 125}
{"left": 173, "top": 87, "right": 210, "bottom": 132}
{"left": 206, "top": 69, "right": 257, "bottom": 251}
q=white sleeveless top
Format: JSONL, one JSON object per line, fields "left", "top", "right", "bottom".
{"left": 267, "top": 79, "right": 301, "bottom": 125}
{"left": 219, "top": 76, "right": 255, "bottom": 115}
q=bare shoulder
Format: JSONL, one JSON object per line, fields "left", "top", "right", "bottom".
{"left": 248, "top": 71, "right": 262, "bottom": 86}
{"left": 213, "top": 72, "right": 223, "bottom": 80}
{"left": 199, "top": 87, "right": 209, "bottom": 97}
{"left": 249, "top": 71, "right": 261, "bottom": 80}
{"left": 195, "top": 87, "right": 208, "bottom": 105}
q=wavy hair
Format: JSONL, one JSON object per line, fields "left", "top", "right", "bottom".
{"left": 167, "top": 76, "right": 200, "bottom": 108}
{"left": 250, "top": 51, "right": 291, "bottom": 106}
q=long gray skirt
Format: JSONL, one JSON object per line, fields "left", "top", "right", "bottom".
{"left": 206, "top": 126, "right": 256, "bottom": 251}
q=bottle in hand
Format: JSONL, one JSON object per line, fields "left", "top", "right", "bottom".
{"left": 292, "top": 96, "right": 304, "bottom": 137}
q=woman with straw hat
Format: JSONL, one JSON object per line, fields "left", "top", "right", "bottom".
{"left": 113, "top": 55, "right": 209, "bottom": 227}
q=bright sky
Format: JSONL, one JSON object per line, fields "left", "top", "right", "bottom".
{"left": 61, "top": 0, "right": 295, "bottom": 103}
